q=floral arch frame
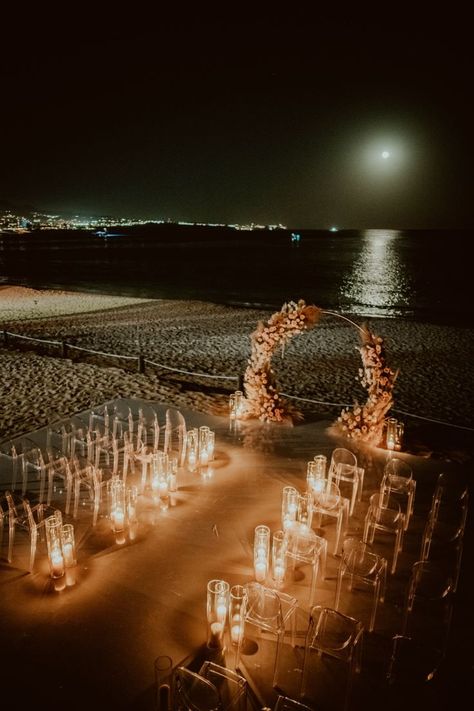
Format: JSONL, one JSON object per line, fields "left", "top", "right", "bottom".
{"left": 242, "top": 299, "right": 397, "bottom": 445}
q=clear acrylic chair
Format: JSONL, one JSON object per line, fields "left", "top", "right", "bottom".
{"left": 46, "top": 455, "right": 73, "bottom": 513}
{"left": 311, "top": 480, "right": 349, "bottom": 556}
{"left": 386, "top": 634, "right": 444, "bottom": 687}
{"left": 363, "top": 492, "right": 404, "bottom": 574}
{"left": 300, "top": 606, "right": 363, "bottom": 711}
{"left": 237, "top": 582, "right": 298, "bottom": 689}
{"left": 72, "top": 458, "right": 103, "bottom": 524}
{"left": 5, "top": 491, "right": 56, "bottom": 572}
{"left": 172, "top": 666, "right": 221, "bottom": 711}
{"left": 334, "top": 540, "right": 387, "bottom": 633}
{"left": 198, "top": 662, "right": 247, "bottom": 711}
{"left": 7, "top": 441, "right": 46, "bottom": 498}
{"left": 421, "top": 492, "right": 468, "bottom": 593}
{"left": 164, "top": 408, "right": 187, "bottom": 467}
{"left": 402, "top": 560, "right": 454, "bottom": 645}
{"left": 284, "top": 522, "right": 327, "bottom": 608}
{"left": 381, "top": 458, "right": 415, "bottom": 531}
{"left": 328, "top": 448, "right": 362, "bottom": 516}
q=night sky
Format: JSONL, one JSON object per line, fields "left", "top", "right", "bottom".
{"left": 0, "top": 17, "right": 471, "bottom": 229}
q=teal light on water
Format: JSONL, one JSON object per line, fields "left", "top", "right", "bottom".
{"left": 330, "top": 226, "right": 338, "bottom": 232}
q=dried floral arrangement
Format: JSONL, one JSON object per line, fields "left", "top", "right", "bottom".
{"left": 335, "top": 325, "right": 398, "bottom": 445}
{"left": 243, "top": 300, "right": 321, "bottom": 423}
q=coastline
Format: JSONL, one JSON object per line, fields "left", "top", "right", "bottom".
{"left": 1, "top": 286, "right": 473, "bottom": 461}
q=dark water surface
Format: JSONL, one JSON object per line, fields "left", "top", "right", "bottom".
{"left": 1, "top": 227, "right": 471, "bottom": 325}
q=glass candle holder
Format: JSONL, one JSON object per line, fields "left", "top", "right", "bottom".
{"left": 229, "top": 584, "right": 245, "bottom": 646}
{"left": 61, "top": 523, "right": 77, "bottom": 567}
{"left": 234, "top": 391, "right": 244, "bottom": 417}
{"left": 110, "top": 478, "right": 126, "bottom": 532}
{"left": 167, "top": 455, "right": 178, "bottom": 492}
{"left": 126, "top": 486, "right": 138, "bottom": 523}
{"left": 45, "top": 516, "right": 65, "bottom": 579}
{"left": 395, "top": 421, "right": 404, "bottom": 451}
{"left": 199, "top": 426, "right": 210, "bottom": 466}
{"left": 151, "top": 452, "right": 165, "bottom": 493}
{"left": 272, "top": 529, "right": 287, "bottom": 585}
{"left": 254, "top": 524, "right": 270, "bottom": 582}
{"left": 206, "top": 431, "right": 215, "bottom": 462}
{"left": 297, "top": 492, "right": 314, "bottom": 529}
{"left": 207, "top": 579, "right": 230, "bottom": 649}
{"left": 282, "top": 486, "right": 298, "bottom": 531}
{"left": 186, "top": 428, "right": 199, "bottom": 472}
{"left": 386, "top": 417, "right": 398, "bottom": 450}
{"left": 154, "top": 655, "right": 173, "bottom": 711}
{"left": 229, "top": 393, "right": 236, "bottom": 420}
{"left": 314, "top": 454, "right": 327, "bottom": 478}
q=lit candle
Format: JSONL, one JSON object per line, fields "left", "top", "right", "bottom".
{"left": 217, "top": 598, "right": 227, "bottom": 622}
{"left": 200, "top": 449, "right": 209, "bottom": 466}
{"left": 158, "top": 480, "right": 168, "bottom": 498}
{"left": 255, "top": 560, "right": 267, "bottom": 582}
{"left": 231, "top": 623, "right": 243, "bottom": 644}
{"left": 256, "top": 546, "right": 267, "bottom": 560}
{"left": 188, "top": 451, "right": 197, "bottom": 471}
{"left": 112, "top": 508, "right": 125, "bottom": 532}
{"left": 62, "top": 542, "right": 75, "bottom": 568}
{"left": 50, "top": 546, "right": 65, "bottom": 578}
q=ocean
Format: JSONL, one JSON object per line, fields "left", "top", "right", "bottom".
{"left": 0, "top": 226, "right": 471, "bottom": 325}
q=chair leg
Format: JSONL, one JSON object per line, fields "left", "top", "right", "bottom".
{"left": 29, "top": 529, "right": 38, "bottom": 573}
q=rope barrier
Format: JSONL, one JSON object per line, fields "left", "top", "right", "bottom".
{"left": 3, "top": 329, "right": 472, "bottom": 431}
{"left": 67, "top": 344, "right": 138, "bottom": 360}
{"left": 145, "top": 358, "right": 239, "bottom": 381}
{"left": 280, "top": 392, "right": 351, "bottom": 408}
{"left": 392, "top": 408, "right": 474, "bottom": 432}
{"left": 5, "top": 331, "right": 62, "bottom": 346}
{"left": 280, "top": 392, "right": 474, "bottom": 432}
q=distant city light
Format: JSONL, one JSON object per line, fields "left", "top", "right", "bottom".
{"left": 330, "top": 226, "right": 338, "bottom": 232}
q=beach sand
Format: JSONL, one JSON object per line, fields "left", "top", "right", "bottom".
{"left": 1, "top": 286, "right": 473, "bottom": 460}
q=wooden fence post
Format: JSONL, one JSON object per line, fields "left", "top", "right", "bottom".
{"left": 61, "top": 340, "right": 68, "bottom": 358}
{"left": 138, "top": 354, "right": 145, "bottom": 374}
{"left": 3, "top": 330, "right": 8, "bottom": 347}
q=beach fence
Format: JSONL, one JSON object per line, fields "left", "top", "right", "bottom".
{"left": 1, "top": 329, "right": 241, "bottom": 390}
{"left": 2, "top": 329, "right": 474, "bottom": 433}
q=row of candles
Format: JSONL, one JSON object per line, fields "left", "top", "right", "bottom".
{"left": 252, "top": 455, "right": 330, "bottom": 587}
{"left": 205, "top": 454, "right": 329, "bottom": 647}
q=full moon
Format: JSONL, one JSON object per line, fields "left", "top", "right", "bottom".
{"left": 382, "top": 150, "right": 390, "bottom": 159}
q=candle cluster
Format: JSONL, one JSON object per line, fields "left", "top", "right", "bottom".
{"left": 45, "top": 513, "right": 77, "bottom": 583}
{"left": 186, "top": 426, "right": 215, "bottom": 474}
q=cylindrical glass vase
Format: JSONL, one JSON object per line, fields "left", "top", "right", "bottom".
{"left": 61, "top": 523, "right": 77, "bottom": 567}
{"left": 229, "top": 584, "right": 245, "bottom": 646}
{"left": 272, "top": 529, "right": 287, "bottom": 585}
{"left": 282, "top": 486, "right": 298, "bottom": 531}
{"left": 207, "top": 579, "right": 229, "bottom": 649}
{"left": 110, "top": 478, "right": 126, "bottom": 532}
{"left": 386, "top": 417, "right": 398, "bottom": 450}
{"left": 45, "top": 516, "right": 65, "bottom": 579}
{"left": 253, "top": 524, "right": 270, "bottom": 582}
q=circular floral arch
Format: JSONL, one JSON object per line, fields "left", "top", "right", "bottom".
{"left": 242, "top": 299, "right": 397, "bottom": 445}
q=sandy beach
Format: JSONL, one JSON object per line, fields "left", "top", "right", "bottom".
{"left": 1, "top": 286, "right": 473, "bottom": 459}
